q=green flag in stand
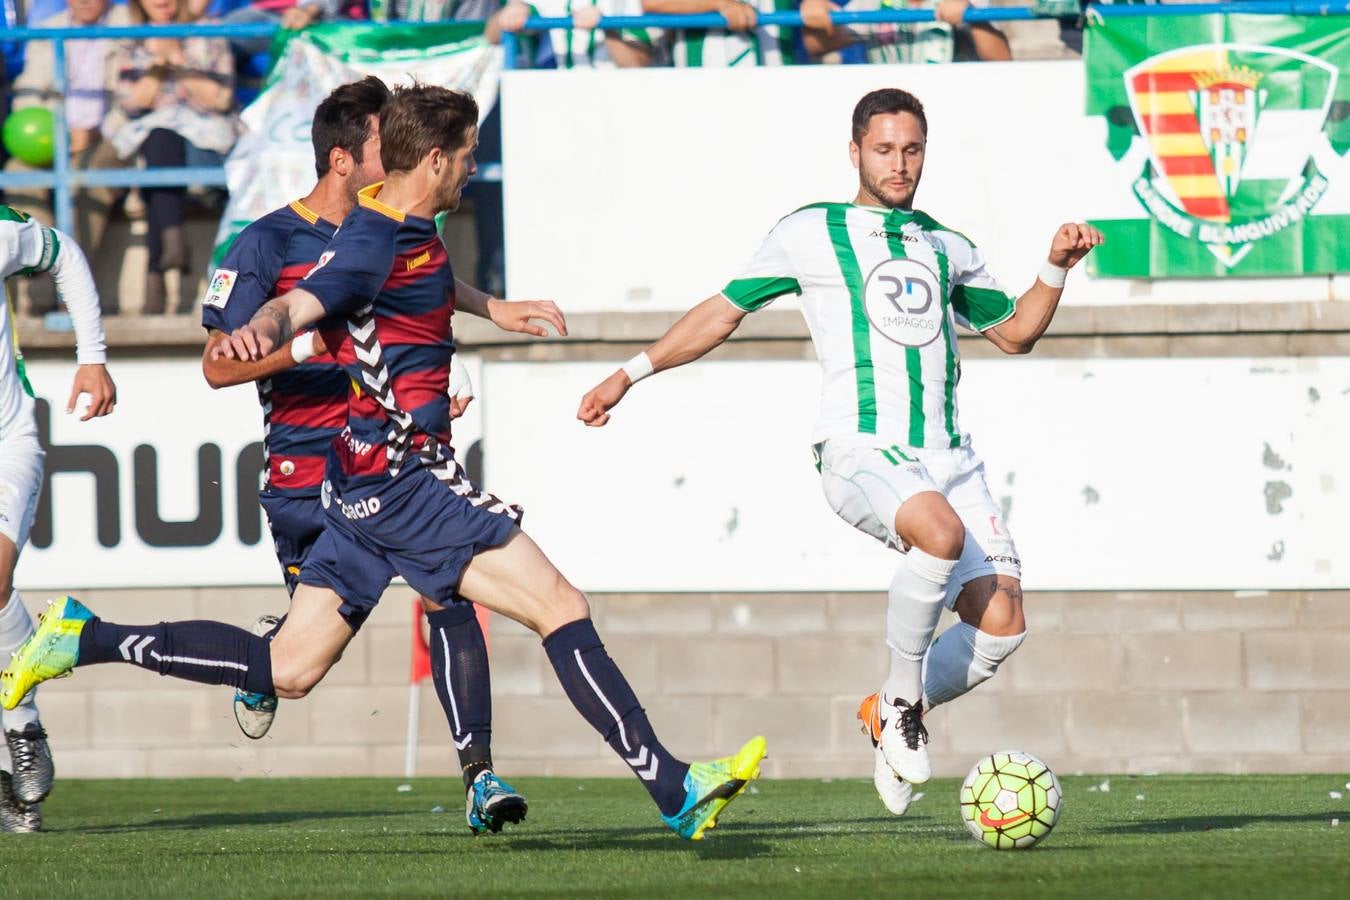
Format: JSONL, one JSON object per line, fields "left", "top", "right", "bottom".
{"left": 1085, "top": 14, "right": 1350, "bottom": 278}
{"left": 211, "top": 23, "right": 501, "bottom": 265}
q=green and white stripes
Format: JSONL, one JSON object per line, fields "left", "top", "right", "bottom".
{"left": 723, "top": 201, "right": 1018, "bottom": 452}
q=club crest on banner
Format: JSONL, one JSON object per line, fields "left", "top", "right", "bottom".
{"left": 1123, "top": 44, "right": 1338, "bottom": 269}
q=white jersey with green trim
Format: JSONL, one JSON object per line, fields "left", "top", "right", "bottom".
{"left": 722, "top": 202, "right": 1018, "bottom": 449}
{"left": 671, "top": 0, "right": 797, "bottom": 67}
{"left": 0, "top": 205, "right": 107, "bottom": 440}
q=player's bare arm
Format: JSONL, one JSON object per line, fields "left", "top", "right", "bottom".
{"left": 577, "top": 292, "right": 747, "bottom": 427}
{"left": 985, "top": 222, "right": 1104, "bottom": 355}
{"left": 217, "top": 289, "right": 327, "bottom": 361}
{"left": 202, "top": 329, "right": 321, "bottom": 389}
{"left": 454, "top": 277, "right": 568, "bottom": 338}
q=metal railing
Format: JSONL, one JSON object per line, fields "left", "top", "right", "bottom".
{"left": 2, "top": 1, "right": 1347, "bottom": 237}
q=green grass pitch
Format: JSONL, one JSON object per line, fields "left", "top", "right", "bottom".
{"left": 3, "top": 775, "right": 1347, "bottom": 898}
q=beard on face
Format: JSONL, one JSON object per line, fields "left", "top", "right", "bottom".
{"left": 859, "top": 164, "right": 917, "bottom": 210}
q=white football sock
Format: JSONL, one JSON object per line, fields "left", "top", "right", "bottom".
{"left": 0, "top": 591, "right": 40, "bottom": 731}
{"left": 923, "top": 621, "right": 1026, "bottom": 709}
{"left": 883, "top": 548, "right": 958, "bottom": 705}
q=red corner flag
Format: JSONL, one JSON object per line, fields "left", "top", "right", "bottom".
{"left": 411, "top": 601, "right": 433, "bottom": 684}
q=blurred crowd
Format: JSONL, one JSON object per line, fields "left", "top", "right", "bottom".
{"left": 0, "top": 0, "right": 1131, "bottom": 317}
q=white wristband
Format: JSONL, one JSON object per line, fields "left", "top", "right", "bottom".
{"left": 1038, "top": 261, "right": 1068, "bottom": 289}
{"left": 621, "top": 351, "right": 654, "bottom": 385}
{"left": 291, "top": 332, "right": 318, "bottom": 364}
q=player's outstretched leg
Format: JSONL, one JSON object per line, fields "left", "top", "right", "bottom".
{"left": 424, "top": 599, "right": 528, "bottom": 834}
{"left": 923, "top": 575, "right": 1026, "bottom": 709}
{"left": 2, "top": 588, "right": 358, "bottom": 708}
{"left": 0, "top": 590, "right": 54, "bottom": 804}
{"left": 234, "top": 614, "right": 282, "bottom": 740}
{"left": 458, "top": 529, "right": 766, "bottom": 840}
{"left": 876, "top": 492, "right": 962, "bottom": 786}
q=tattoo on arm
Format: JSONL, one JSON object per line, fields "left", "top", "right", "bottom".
{"left": 252, "top": 303, "right": 294, "bottom": 345}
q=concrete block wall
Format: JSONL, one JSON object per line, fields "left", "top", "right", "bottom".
{"left": 25, "top": 587, "right": 1350, "bottom": 780}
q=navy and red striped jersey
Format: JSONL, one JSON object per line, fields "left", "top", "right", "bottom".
{"left": 201, "top": 200, "right": 349, "bottom": 498}
{"left": 301, "top": 184, "right": 455, "bottom": 489}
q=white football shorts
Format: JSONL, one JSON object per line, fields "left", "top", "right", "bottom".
{"left": 816, "top": 436, "right": 1021, "bottom": 606}
{"left": 0, "top": 432, "right": 44, "bottom": 550}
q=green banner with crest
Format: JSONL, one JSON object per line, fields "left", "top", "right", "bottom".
{"left": 1085, "top": 14, "right": 1350, "bottom": 277}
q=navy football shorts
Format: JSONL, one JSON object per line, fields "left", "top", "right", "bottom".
{"left": 259, "top": 492, "right": 327, "bottom": 597}
{"left": 299, "top": 456, "right": 521, "bottom": 630}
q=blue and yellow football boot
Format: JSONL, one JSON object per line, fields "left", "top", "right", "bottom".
{"left": 662, "top": 735, "right": 767, "bottom": 840}
{"left": 0, "top": 597, "right": 93, "bottom": 711}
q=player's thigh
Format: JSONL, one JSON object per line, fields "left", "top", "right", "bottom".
{"left": 818, "top": 441, "right": 962, "bottom": 558}
{"left": 268, "top": 584, "right": 358, "bottom": 698}
{"left": 947, "top": 447, "right": 1024, "bottom": 635}
{"left": 0, "top": 436, "right": 44, "bottom": 601}
{"left": 456, "top": 527, "right": 589, "bottom": 637}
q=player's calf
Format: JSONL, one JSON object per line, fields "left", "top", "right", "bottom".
{"left": 926, "top": 575, "right": 1027, "bottom": 708}
{"left": 0, "top": 597, "right": 277, "bottom": 710}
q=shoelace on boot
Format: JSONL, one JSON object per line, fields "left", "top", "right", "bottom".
{"left": 889, "top": 698, "right": 929, "bottom": 751}
{"left": 8, "top": 728, "right": 47, "bottom": 775}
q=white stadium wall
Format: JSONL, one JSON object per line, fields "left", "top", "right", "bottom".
{"left": 500, "top": 62, "right": 1350, "bottom": 311}
{"left": 18, "top": 354, "right": 1347, "bottom": 593}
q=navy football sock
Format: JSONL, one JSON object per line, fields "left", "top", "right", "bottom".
{"left": 426, "top": 602, "right": 494, "bottom": 789}
{"left": 543, "top": 618, "right": 689, "bottom": 816}
{"left": 77, "top": 618, "right": 274, "bottom": 695}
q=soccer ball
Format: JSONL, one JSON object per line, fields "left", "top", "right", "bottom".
{"left": 959, "top": 750, "right": 1062, "bottom": 850}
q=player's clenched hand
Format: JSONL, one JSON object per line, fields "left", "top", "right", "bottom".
{"left": 577, "top": 370, "right": 630, "bottom": 428}
{"left": 217, "top": 324, "right": 276, "bottom": 362}
{"left": 487, "top": 298, "right": 568, "bottom": 338}
{"left": 68, "top": 364, "right": 116, "bottom": 421}
{"left": 716, "top": 0, "right": 758, "bottom": 31}
{"left": 1048, "top": 222, "right": 1105, "bottom": 269}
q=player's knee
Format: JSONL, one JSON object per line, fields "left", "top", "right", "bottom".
{"left": 269, "top": 658, "right": 327, "bottom": 699}
{"left": 910, "top": 516, "right": 965, "bottom": 560}
{"left": 895, "top": 493, "right": 965, "bottom": 559}
{"left": 980, "top": 580, "right": 1027, "bottom": 637}
{"left": 532, "top": 578, "right": 590, "bottom": 636}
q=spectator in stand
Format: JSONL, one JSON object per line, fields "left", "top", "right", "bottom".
{"left": 111, "top": 0, "right": 239, "bottom": 314}
{"left": 5, "top": 0, "right": 131, "bottom": 315}
{"left": 488, "top": 0, "right": 655, "bottom": 69}
{"left": 800, "top": 0, "right": 1011, "bottom": 63}
{"left": 642, "top": 0, "right": 798, "bottom": 67}
{"left": 219, "top": 0, "right": 367, "bottom": 57}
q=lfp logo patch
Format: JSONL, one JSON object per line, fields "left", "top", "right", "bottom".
{"left": 203, "top": 268, "right": 238, "bottom": 309}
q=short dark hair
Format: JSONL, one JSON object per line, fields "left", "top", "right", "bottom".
{"left": 312, "top": 76, "right": 392, "bottom": 179}
{"left": 378, "top": 83, "right": 479, "bottom": 175}
{"left": 851, "top": 88, "right": 928, "bottom": 144}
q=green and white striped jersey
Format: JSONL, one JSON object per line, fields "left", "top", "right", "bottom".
{"left": 671, "top": 0, "right": 797, "bottom": 67}
{"left": 722, "top": 202, "right": 1018, "bottom": 449}
{"left": 536, "top": 0, "right": 656, "bottom": 69}
{"left": 851, "top": 0, "right": 956, "bottom": 65}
